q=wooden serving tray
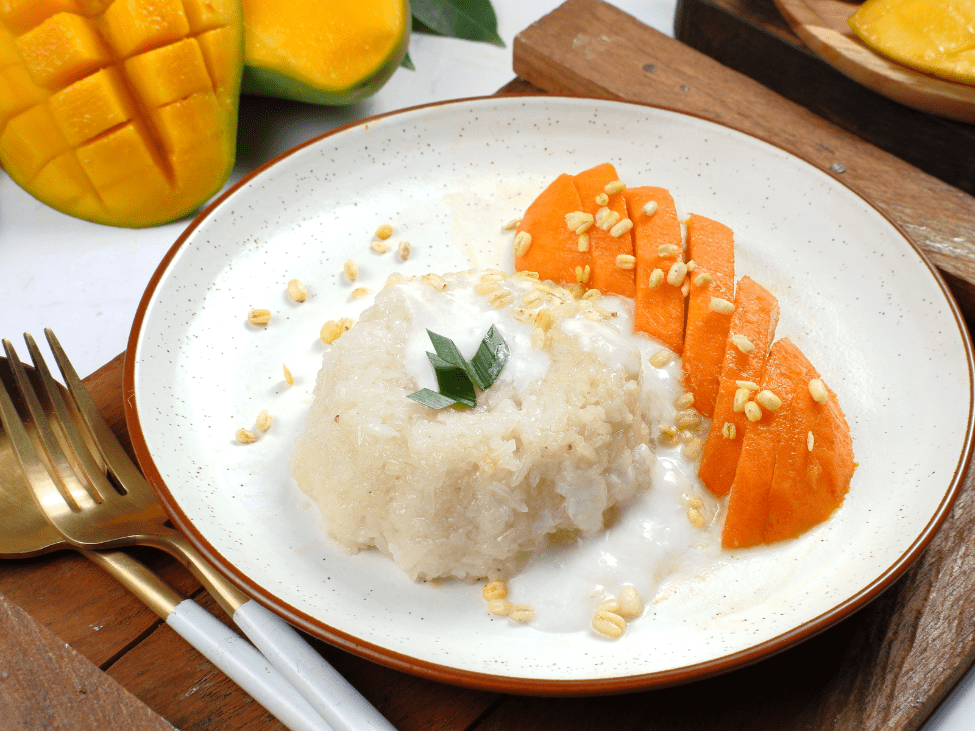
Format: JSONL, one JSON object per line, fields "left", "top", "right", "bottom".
{"left": 774, "top": 0, "right": 975, "bottom": 124}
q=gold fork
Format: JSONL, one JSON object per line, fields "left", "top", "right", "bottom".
{"left": 0, "top": 330, "right": 396, "bottom": 731}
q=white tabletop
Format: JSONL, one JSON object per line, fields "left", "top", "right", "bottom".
{"left": 0, "top": 1, "right": 970, "bottom": 726}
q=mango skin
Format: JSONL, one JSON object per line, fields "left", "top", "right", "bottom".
{"left": 0, "top": 0, "right": 244, "bottom": 228}
{"left": 240, "top": 0, "right": 410, "bottom": 106}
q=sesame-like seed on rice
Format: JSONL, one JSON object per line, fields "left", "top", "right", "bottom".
{"left": 513, "top": 270, "right": 540, "bottom": 280}
{"left": 658, "top": 425, "right": 679, "bottom": 445}
{"left": 487, "top": 599, "right": 513, "bottom": 616}
{"left": 744, "top": 401, "right": 763, "bottom": 422}
{"left": 482, "top": 581, "right": 508, "bottom": 600}
{"left": 422, "top": 273, "right": 447, "bottom": 291}
{"left": 534, "top": 307, "right": 556, "bottom": 331}
{"left": 235, "top": 428, "right": 258, "bottom": 444}
{"left": 522, "top": 291, "right": 543, "bottom": 307}
{"left": 809, "top": 378, "right": 828, "bottom": 403}
{"left": 256, "top": 409, "right": 273, "bottom": 431}
{"left": 688, "top": 496, "right": 704, "bottom": 509}
{"left": 247, "top": 309, "right": 271, "bottom": 325}
{"left": 480, "top": 272, "right": 506, "bottom": 283}
{"left": 650, "top": 349, "right": 673, "bottom": 368}
{"left": 476, "top": 281, "right": 501, "bottom": 296}
{"left": 344, "top": 259, "right": 359, "bottom": 281}
{"left": 618, "top": 587, "right": 643, "bottom": 619}
{"left": 352, "top": 287, "right": 370, "bottom": 300}
{"left": 582, "top": 288, "right": 602, "bottom": 301}
{"left": 287, "top": 279, "right": 307, "bottom": 302}
{"left": 682, "top": 437, "right": 704, "bottom": 460}
{"left": 568, "top": 283, "right": 588, "bottom": 299}
{"left": 676, "top": 409, "right": 702, "bottom": 429}
{"left": 375, "top": 223, "right": 393, "bottom": 240}
{"left": 687, "top": 507, "right": 706, "bottom": 528}
{"left": 320, "top": 320, "right": 342, "bottom": 344}
{"left": 592, "top": 610, "right": 625, "bottom": 639}
{"left": 509, "top": 605, "right": 535, "bottom": 623}
{"left": 370, "top": 240, "right": 389, "bottom": 254}
{"left": 675, "top": 392, "right": 694, "bottom": 410}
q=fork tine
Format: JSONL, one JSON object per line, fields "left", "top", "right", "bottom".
{"left": 23, "top": 332, "right": 120, "bottom": 504}
{"left": 44, "top": 328, "right": 148, "bottom": 492}
{"left": 0, "top": 343, "right": 85, "bottom": 515}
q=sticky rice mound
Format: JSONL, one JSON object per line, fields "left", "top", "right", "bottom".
{"left": 290, "top": 271, "right": 658, "bottom": 581}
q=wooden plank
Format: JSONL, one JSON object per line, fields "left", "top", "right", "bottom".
{"left": 674, "top": 0, "right": 975, "bottom": 195}
{"left": 0, "top": 592, "right": 172, "bottom": 731}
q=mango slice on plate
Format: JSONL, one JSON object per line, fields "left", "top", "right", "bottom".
{"left": 849, "top": 0, "right": 975, "bottom": 86}
{"left": 0, "top": 0, "right": 243, "bottom": 228}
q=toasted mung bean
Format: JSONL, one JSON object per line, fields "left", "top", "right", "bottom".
{"left": 710, "top": 297, "right": 735, "bottom": 315}
{"left": 616, "top": 254, "right": 636, "bottom": 270}
{"left": 658, "top": 244, "right": 679, "bottom": 258}
{"left": 744, "top": 401, "right": 762, "bottom": 422}
{"left": 320, "top": 320, "right": 342, "bottom": 344}
{"left": 650, "top": 349, "right": 673, "bottom": 368}
{"left": 235, "top": 428, "right": 258, "bottom": 444}
{"left": 808, "top": 378, "right": 828, "bottom": 403}
{"left": 287, "top": 279, "right": 307, "bottom": 302}
{"left": 736, "top": 380, "right": 760, "bottom": 391}
{"left": 502, "top": 218, "right": 521, "bottom": 231}
{"left": 687, "top": 507, "right": 706, "bottom": 528}
{"left": 681, "top": 278, "right": 690, "bottom": 297}
{"left": 693, "top": 272, "right": 713, "bottom": 287}
{"left": 488, "top": 289, "right": 514, "bottom": 308}
{"left": 522, "top": 291, "right": 543, "bottom": 307}
{"left": 686, "top": 260, "right": 697, "bottom": 272}
{"left": 247, "top": 308, "right": 271, "bottom": 325}
{"left": 610, "top": 218, "right": 633, "bottom": 238}
{"left": 592, "top": 610, "right": 626, "bottom": 639}
{"left": 642, "top": 200, "right": 658, "bottom": 216}
{"left": 648, "top": 268, "right": 664, "bottom": 289}
{"left": 370, "top": 240, "right": 389, "bottom": 254}
{"left": 675, "top": 392, "right": 695, "bottom": 410}
{"left": 582, "top": 288, "right": 602, "bottom": 301}
{"left": 476, "top": 281, "right": 501, "bottom": 296}
{"left": 679, "top": 428, "right": 697, "bottom": 443}
{"left": 422, "top": 273, "right": 447, "bottom": 291}
{"left": 682, "top": 437, "right": 705, "bottom": 460}
{"left": 721, "top": 422, "right": 736, "bottom": 439}
{"left": 513, "top": 231, "right": 532, "bottom": 256}
{"left": 509, "top": 605, "right": 535, "bottom": 623}
{"left": 594, "top": 192, "right": 609, "bottom": 206}
{"left": 733, "top": 387, "right": 750, "bottom": 412}
{"left": 565, "top": 211, "right": 593, "bottom": 231}
{"left": 667, "top": 262, "right": 687, "bottom": 286}
{"left": 351, "top": 287, "right": 370, "bottom": 300}
{"left": 807, "top": 431, "right": 815, "bottom": 451}
{"left": 676, "top": 409, "right": 702, "bottom": 429}
{"left": 375, "top": 223, "right": 393, "bottom": 239}
{"left": 397, "top": 241, "right": 411, "bottom": 260}
{"left": 756, "top": 390, "right": 782, "bottom": 412}
{"left": 595, "top": 207, "right": 620, "bottom": 230}
{"left": 482, "top": 581, "right": 508, "bottom": 600}
{"left": 658, "top": 425, "right": 679, "bottom": 445}
{"left": 617, "top": 587, "right": 643, "bottom": 619}
{"left": 731, "top": 334, "right": 755, "bottom": 353}
{"left": 604, "top": 180, "right": 626, "bottom": 194}
{"left": 384, "top": 272, "right": 405, "bottom": 288}
{"left": 344, "top": 259, "right": 358, "bottom": 281}
{"left": 514, "top": 270, "right": 539, "bottom": 280}
{"left": 597, "top": 598, "right": 623, "bottom": 614}
{"left": 577, "top": 233, "right": 590, "bottom": 252}
{"left": 535, "top": 307, "right": 555, "bottom": 331}
{"left": 256, "top": 409, "right": 273, "bottom": 431}
{"left": 487, "top": 599, "right": 513, "bottom": 616}
{"left": 575, "top": 265, "right": 591, "bottom": 284}
{"left": 282, "top": 364, "right": 294, "bottom": 386}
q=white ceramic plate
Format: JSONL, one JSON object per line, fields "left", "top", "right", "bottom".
{"left": 126, "top": 96, "right": 973, "bottom": 694}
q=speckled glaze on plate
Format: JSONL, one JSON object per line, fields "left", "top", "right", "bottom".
{"left": 125, "top": 96, "right": 973, "bottom": 694}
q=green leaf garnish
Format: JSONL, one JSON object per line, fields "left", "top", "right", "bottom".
{"left": 410, "top": 0, "right": 505, "bottom": 48}
{"left": 408, "top": 326, "right": 508, "bottom": 409}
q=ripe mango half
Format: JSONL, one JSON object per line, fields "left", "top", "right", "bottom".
{"left": 240, "top": 0, "right": 410, "bottom": 105}
{"left": 0, "top": 0, "right": 243, "bottom": 228}
{"left": 849, "top": 0, "right": 975, "bottom": 86}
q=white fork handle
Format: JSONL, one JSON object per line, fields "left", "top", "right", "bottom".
{"left": 234, "top": 600, "right": 398, "bottom": 731}
{"left": 167, "top": 600, "right": 335, "bottom": 731}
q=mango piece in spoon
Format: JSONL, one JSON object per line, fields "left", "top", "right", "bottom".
{"left": 849, "top": 0, "right": 975, "bottom": 86}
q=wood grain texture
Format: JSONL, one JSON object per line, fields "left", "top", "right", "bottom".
{"left": 774, "top": 0, "right": 975, "bottom": 123}
{"left": 674, "top": 0, "right": 975, "bottom": 197}
{"left": 0, "top": 592, "right": 173, "bottom": 731}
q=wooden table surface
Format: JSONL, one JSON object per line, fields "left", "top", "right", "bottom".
{"left": 4, "top": 1, "right": 975, "bottom": 729}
